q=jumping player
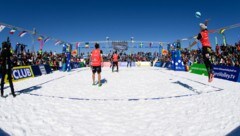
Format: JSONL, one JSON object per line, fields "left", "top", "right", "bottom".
{"left": 189, "top": 19, "right": 214, "bottom": 82}
{"left": 90, "top": 43, "right": 103, "bottom": 86}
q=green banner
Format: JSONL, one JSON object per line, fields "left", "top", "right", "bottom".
{"left": 189, "top": 63, "right": 208, "bottom": 76}
{"left": 79, "top": 62, "right": 85, "bottom": 68}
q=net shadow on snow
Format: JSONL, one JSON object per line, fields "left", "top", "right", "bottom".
{"left": 16, "top": 76, "right": 66, "bottom": 95}
{"left": 226, "top": 126, "right": 240, "bottom": 136}
{"left": 0, "top": 128, "right": 10, "bottom": 136}
{"left": 155, "top": 68, "right": 224, "bottom": 92}
{"left": 172, "top": 81, "right": 201, "bottom": 94}
{"left": 15, "top": 68, "right": 90, "bottom": 95}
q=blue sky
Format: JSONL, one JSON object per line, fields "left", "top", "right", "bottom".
{"left": 0, "top": 0, "right": 240, "bottom": 53}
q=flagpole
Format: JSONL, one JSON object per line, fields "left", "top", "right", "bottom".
{"left": 131, "top": 37, "right": 134, "bottom": 55}
{"left": 32, "top": 28, "right": 36, "bottom": 53}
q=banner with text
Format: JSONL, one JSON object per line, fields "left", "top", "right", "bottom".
{"left": 213, "top": 65, "right": 240, "bottom": 82}
{"left": 189, "top": 63, "right": 208, "bottom": 76}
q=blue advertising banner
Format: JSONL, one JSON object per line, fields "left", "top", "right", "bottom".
{"left": 165, "top": 62, "right": 172, "bottom": 69}
{"left": 171, "top": 50, "right": 185, "bottom": 71}
{"left": 131, "top": 62, "right": 136, "bottom": 67}
{"left": 71, "top": 62, "right": 80, "bottom": 69}
{"left": 120, "top": 62, "right": 128, "bottom": 67}
{"left": 154, "top": 62, "right": 162, "bottom": 67}
{"left": 39, "top": 65, "right": 47, "bottom": 75}
{"left": 31, "top": 65, "right": 42, "bottom": 77}
{"left": 66, "top": 52, "right": 71, "bottom": 72}
{"left": 213, "top": 65, "right": 240, "bottom": 82}
{"left": 44, "top": 65, "right": 52, "bottom": 74}
{"left": 238, "top": 72, "right": 240, "bottom": 82}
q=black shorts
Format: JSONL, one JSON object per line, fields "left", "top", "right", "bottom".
{"left": 113, "top": 62, "right": 118, "bottom": 66}
{"left": 202, "top": 46, "right": 212, "bottom": 58}
{"left": 92, "top": 66, "right": 101, "bottom": 74}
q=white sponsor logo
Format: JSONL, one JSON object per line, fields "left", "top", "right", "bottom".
{"left": 13, "top": 68, "right": 32, "bottom": 80}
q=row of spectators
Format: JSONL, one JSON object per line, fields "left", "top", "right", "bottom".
{"left": 152, "top": 42, "right": 240, "bottom": 69}
{"left": 0, "top": 46, "right": 77, "bottom": 71}
{"left": 1, "top": 41, "right": 239, "bottom": 71}
{"left": 181, "top": 42, "right": 240, "bottom": 68}
{"left": 80, "top": 51, "right": 159, "bottom": 63}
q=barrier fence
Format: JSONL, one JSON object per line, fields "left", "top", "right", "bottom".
{"left": 155, "top": 62, "right": 240, "bottom": 83}
{"left": 2, "top": 61, "right": 239, "bottom": 83}
{"left": 0, "top": 65, "right": 49, "bottom": 82}
{"left": 0, "top": 62, "right": 86, "bottom": 82}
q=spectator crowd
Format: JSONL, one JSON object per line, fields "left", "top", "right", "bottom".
{"left": 0, "top": 41, "right": 239, "bottom": 71}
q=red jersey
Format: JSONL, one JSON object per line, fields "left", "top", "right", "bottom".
{"left": 200, "top": 30, "right": 211, "bottom": 47}
{"left": 91, "top": 49, "right": 101, "bottom": 66}
{"left": 113, "top": 54, "right": 119, "bottom": 62}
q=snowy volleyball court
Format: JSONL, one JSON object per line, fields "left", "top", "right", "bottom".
{"left": 0, "top": 67, "right": 240, "bottom": 136}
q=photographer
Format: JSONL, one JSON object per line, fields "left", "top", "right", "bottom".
{"left": 1, "top": 38, "right": 16, "bottom": 97}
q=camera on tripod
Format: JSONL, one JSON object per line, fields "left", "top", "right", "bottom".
{"left": 2, "top": 37, "right": 11, "bottom": 55}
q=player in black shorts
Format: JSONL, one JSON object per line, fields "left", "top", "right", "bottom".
{"left": 190, "top": 19, "right": 214, "bottom": 82}
{"left": 90, "top": 43, "right": 103, "bottom": 86}
{"left": 92, "top": 66, "right": 101, "bottom": 75}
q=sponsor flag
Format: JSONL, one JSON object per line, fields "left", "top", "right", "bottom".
{"left": 71, "top": 50, "right": 77, "bottom": 56}
{"left": 44, "top": 37, "right": 50, "bottom": 43}
{"left": 38, "top": 36, "right": 44, "bottom": 41}
{"left": 219, "top": 29, "right": 226, "bottom": 34}
{"left": 139, "top": 42, "right": 143, "bottom": 48}
{"left": 162, "top": 49, "right": 168, "bottom": 55}
{"left": 55, "top": 40, "right": 62, "bottom": 45}
{"left": 10, "top": 28, "right": 17, "bottom": 34}
{"left": 215, "top": 36, "right": 218, "bottom": 45}
{"left": 19, "top": 31, "right": 27, "bottom": 37}
{"left": 85, "top": 42, "right": 89, "bottom": 48}
{"left": 0, "top": 25, "right": 6, "bottom": 32}
{"left": 76, "top": 42, "right": 80, "bottom": 49}
{"left": 149, "top": 42, "right": 153, "bottom": 48}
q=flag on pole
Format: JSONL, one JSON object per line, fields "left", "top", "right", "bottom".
{"left": 85, "top": 42, "right": 89, "bottom": 48}
{"left": 219, "top": 29, "right": 226, "bottom": 34}
{"left": 38, "top": 36, "right": 44, "bottom": 41}
{"left": 215, "top": 36, "right": 218, "bottom": 45}
{"left": 33, "top": 28, "right": 37, "bottom": 35}
{"left": 40, "top": 40, "right": 44, "bottom": 50}
{"left": 149, "top": 42, "right": 153, "bottom": 48}
{"left": 10, "top": 28, "right": 17, "bottom": 34}
{"left": 0, "top": 25, "right": 6, "bottom": 32}
{"left": 139, "top": 42, "right": 143, "bottom": 48}
{"left": 44, "top": 37, "right": 50, "bottom": 43}
{"left": 55, "top": 40, "right": 62, "bottom": 45}
{"left": 19, "top": 31, "right": 27, "bottom": 37}
{"left": 76, "top": 42, "right": 80, "bottom": 49}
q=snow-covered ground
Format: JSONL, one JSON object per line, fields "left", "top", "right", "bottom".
{"left": 0, "top": 67, "right": 240, "bottom": 136}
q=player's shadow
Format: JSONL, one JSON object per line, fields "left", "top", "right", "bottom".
{"left": 227, "top": 125, "right": 240, "bottom": 136}
{"left": 0, "top": 128, "right": 10, "bottom": 136}
{"left": 16, "top": 76, "right": 65, "bottom": 95}
{"left": 101, "top": 78, "right": 107, "bottom": 84}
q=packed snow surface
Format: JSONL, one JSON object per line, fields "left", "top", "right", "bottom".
{"left": 0, "top": 67, "right": 240, "bottom": 136}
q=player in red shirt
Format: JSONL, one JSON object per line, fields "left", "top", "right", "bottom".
{"left": 90, "top": 43, "right": 103, "bottom": 86}
{"left": 111, "top": 51, "right": 120, "bottom": 72}
{"left": 190, "top": 20, "right": 214, "bottom": 82}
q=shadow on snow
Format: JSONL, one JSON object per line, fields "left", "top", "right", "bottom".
{"left": 226, "top": 126, "right": 240, "bottom": 136}
{"left": 0, "top": 128, "right": 10, "bottom": 136}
